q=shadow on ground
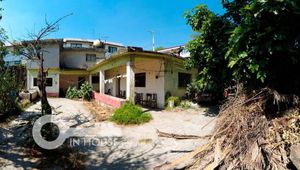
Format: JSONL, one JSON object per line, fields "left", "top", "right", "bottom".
{"left": 1, "top": 109, "right": 164, "bottom": 169}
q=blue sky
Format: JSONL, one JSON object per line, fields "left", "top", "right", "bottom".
{"left": 1, "top": 0, "right": 224, "bottom": 50}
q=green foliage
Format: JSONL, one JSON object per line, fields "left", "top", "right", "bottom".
{"left": 184, "top": 5, "right": 233, "bottom": 98}
{"left": 225, "top": 0, "right": 300, "bottom": 93}
{"left": 66, "top": 86, "right": 80, "bottom": 99}
{"left": 19, "top": 99, "right": 32, "bottom": 109}
{"left": 155, "top": 46, "right": 164, "bottom": 51}
{"left": 165, "top": 91, "right": 172, "bottom": 100}
{"left": 167, "top": 96, "right": 180, "bottom": 106}
{"left": 66, "top": 82, "right": 93, "bottom": 100}
{"left": 110, "top": 102, "right": 152, "bottom": 125}
{"left": 186, "top": 1, "right": 300, "bottom": 95}
{"left": 0, "top": 8, "right": 22, "bottom": 118}
{"left": 79, "top": 82, "right": 92, "bottom": 100}
{"left": 179, "top": 100, "right": 192, "bottom": 109}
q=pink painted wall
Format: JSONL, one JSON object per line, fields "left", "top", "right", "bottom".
{"left": 93, "top": 91, "right": 126, "bottom": 108}
{"left": 47, "top": 93, "right": 59, "bottom": 97}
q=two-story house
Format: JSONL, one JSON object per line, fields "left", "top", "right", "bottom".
{"left": 25, "top": 38, "right": 125, "bottom": 97}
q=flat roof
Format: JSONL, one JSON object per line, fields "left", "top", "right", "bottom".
{"left": 63, "top": 38, "right": 124, "bottom": 47}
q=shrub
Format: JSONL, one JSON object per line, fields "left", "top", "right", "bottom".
{"left": 66, "top": 86, "right": 80, "bottom": 99}
{"left": 19, "top": 99, "right": 32, "bottom": 109}
{"left": 110, "top": 102, "right": 152, "bottom": 125}
{"left": 66, "top": 82, "right": 93, "bottom": 100}
{"left": 180, "top": 100, "right": 192, "bottom": 109}
{"left": 167, "top": 96, "right": 180, "bottom": 107}
{"left": 79, "top": 82, "right": 92, "bottom": 100}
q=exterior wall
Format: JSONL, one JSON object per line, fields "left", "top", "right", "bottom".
{"left": 93, "top": 92, "right": 126, "bottom": 108}
{"left": 63, "top": 41, "right": 93, "bottom": 48}
{"left": 59, "top": 74, "right": 89, "bottom": 96}
{"left": 102, "top": 58, "right": 165, "bottom": 108}
{"left": 104, "top": 66, "right": 126, "bottom": 95}
{"left": 104, "top": 45, "right": 126, "bottom": 58}
{"left": 164, "top": 59, "right": 197, "bottom": 98}
{"left": 27, "top": 69, "right": 60, "bottom": 97}
{"left": 27, "top": 44, "right": 60, "bottom": 69}
{"left": 61, "top": 51, "right": 105, "bottom": 69}
{"left": 134, "top": 58, "right": 165, "bottom": 108}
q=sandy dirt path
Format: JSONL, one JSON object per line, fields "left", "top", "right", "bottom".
{"left": 0, "top": 98, "right": 217, "bottom": 170}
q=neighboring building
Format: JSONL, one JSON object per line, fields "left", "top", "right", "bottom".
{"left": 15, "top": 38, "right": 196, "bottom": 109}
{"left": 158, "top": 45, "right": 190, "bottom": 58}
{"left": 23, "top": 38, "right": 125, "bottom": 97}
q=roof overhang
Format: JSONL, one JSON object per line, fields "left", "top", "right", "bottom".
{"left": 88, "top": 51, "right": 185, "bottom": 73}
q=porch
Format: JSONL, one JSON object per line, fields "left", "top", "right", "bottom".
{"left": 89, "top": 56, "right": 165, "bottom": 108}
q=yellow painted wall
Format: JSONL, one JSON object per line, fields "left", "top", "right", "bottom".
{"left": 164, "top": 59, "right": 197, "bottom": 99}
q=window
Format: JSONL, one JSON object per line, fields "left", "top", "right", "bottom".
{"left": 70, "top": 43, "right": 82, "bottom": 48}
{"left": 33, "top": 78, "right": 53, "bottom": 87}
{"left": 108, "top": 46, "right": 117, "bottom": 53}
{"left": 178, "top": 73, "right": 191, "bottom": 88}
{"left": 86, "top": 54, "right": 96, "bottom": 62}
{"left": 92, "top": 76, "right": 99, "bottom": 84}
{"left": 135, "top": 73, "right": 146, "bottom": 87}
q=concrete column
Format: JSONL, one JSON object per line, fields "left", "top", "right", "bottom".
{"left": 57, "top": 73, "right": 60, "bottom": 95}
{"left": 27, "top": 70, "right": 30, "bottom": 90}
{"left": 89, "top": 74, "right": 92, "bottom": 86}
{"left": 112, "top": 78, "right": 117, "bottom": 96}
{"left": 126, "top": 61, "right": 135, "bottom": 101}
{"left": 99, "top": 70, "right": 105, "bottom": 94}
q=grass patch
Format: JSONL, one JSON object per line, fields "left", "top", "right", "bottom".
{"left": 110, "top": 102, "right": 152, "bottom": 125}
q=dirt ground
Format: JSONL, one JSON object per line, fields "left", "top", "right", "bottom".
{"left": 0, "top": 98, "right": 217, "bottom": 170}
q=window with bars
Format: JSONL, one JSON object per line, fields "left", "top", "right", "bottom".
{"left": 178, "top": 72, "right": 191, "bottom": 88}
{"left": 135, "top": 73, "right": 146, "bottom": 87}
{"left": 108, "top": 46, "right": 117, "bottom": 53}
{"left": 33, "top": 78, "right": 53, "bottom": 87}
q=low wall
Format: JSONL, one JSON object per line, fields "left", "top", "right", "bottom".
{"left": 93, "top": 91, "right": 126, "bottom": 108}
{"left": 47, "top": 93, "right": 59, "bottom": 97}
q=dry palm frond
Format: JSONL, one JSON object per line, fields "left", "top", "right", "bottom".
{"left": 188, "top": 89, "right": 300, "bottom": 169}
{"left": 156, "top": 88, "right": 300, "bottom": 170}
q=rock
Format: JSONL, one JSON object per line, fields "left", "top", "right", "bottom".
{"left": 290, "top": 144, "right": 300, "bottom": 170}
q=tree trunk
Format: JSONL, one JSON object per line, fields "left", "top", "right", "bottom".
{"left": 38, "top": 54, "right": 52, "bottom": 115}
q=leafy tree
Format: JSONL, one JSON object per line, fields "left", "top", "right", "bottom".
{"left": 184, "top": 5, "right": 233, "bottom": 98}
{"left": 186, "top": 0, "right": 300, "bottom": 97}
{"left": 225, "top": 0, "right": 300, "bottom": 94}
{"left": 0, "top": 2, "right": 21, "bottom": 118}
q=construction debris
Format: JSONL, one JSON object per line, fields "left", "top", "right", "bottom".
{"left": 156, "top": 129, "right": 210, "bottom": 140}
{"left": 156, "top": 88, "right": 300, "bottom": 170}
{"left": 290, "top": 144, "right": 300, "bottom": 169}
{"left": 83, "top": 101, "right": 114, "bottom": 122}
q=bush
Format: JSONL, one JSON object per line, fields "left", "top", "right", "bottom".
{"left": 180, "top": 100, "right": 192, "bottom": 109}
{"left": 19, "top": 99, "right": 32, "bottom": 109}
{"left": 79, "top": 82, "right": 92, "bottom": 100}
{"left": 66, "top": 82, "right": 93, "bottom": 100}
{"left": 167, "top": 96, "right": 181, "bottom": 107}
{"left": 66, "top": 86, "right": 80, "bottom": 99}
{"left": 0, "top": 68, "right": 22, "bottom": 119}
{"left": 110, "top": 102, "right": 152, "bottom": 125}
